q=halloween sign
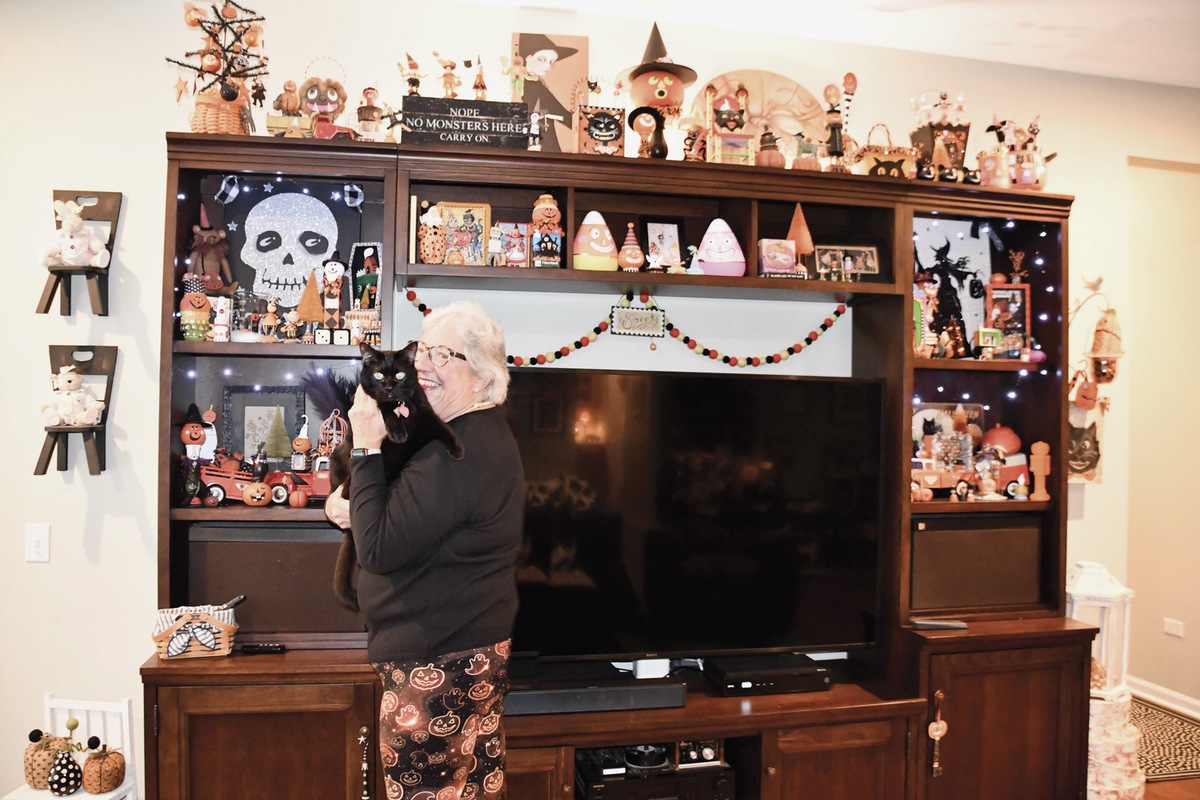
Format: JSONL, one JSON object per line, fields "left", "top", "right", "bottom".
{"left": 400, "top": 96, "right": 528, "bottom": 148}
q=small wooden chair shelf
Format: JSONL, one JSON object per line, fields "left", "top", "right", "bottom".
{"left": 34, "top": 345, "right": 118, "bottom": 476}
{"left": 35, "top": 190, "right": 123, "bottom": 317}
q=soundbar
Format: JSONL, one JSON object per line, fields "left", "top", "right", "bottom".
{"left": 507, "top": 677, "right": 686, "bottom": 716}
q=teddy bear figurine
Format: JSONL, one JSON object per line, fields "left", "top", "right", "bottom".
{"left": 44, "top": 200, "right": 111, "bottom": 269}
{"left": 41, "top": 366, "right": 105, "bottom": 427}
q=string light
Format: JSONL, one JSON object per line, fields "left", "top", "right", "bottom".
{"left": 404, "top": 288, "right": 846, "bottom": 368}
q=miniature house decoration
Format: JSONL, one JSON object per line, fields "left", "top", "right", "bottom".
{"left": 1066, "top": 561, "right": 1133, "bottom": 701}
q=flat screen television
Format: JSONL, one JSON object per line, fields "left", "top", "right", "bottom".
{"left": 503, "top": 367, "right": 883, "bottom": 663}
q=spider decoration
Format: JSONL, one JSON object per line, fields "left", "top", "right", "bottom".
{"left": 166, "top": 1, "right": 269, "bottom": 98}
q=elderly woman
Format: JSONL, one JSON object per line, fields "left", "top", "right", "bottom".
{"left": 325, "top": 300, "right": 523, "bottom": 800}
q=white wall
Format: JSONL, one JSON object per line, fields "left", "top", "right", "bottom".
{"left": 2, "top": 0, "right": 1198, "bottom": 792}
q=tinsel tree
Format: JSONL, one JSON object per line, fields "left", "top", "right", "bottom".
{"left": 264, "top": 407, "right": 292, "bottom": 461}
{"left": 166, "top": 1, "right": 269, "bottom": 98}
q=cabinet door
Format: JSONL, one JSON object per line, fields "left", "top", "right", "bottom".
{"left": 505, "top": 745, "right": 573, "bottom": 800}
{"left": 156, "top": 682, "right": 376, "bottom": 800}
{"left": 762, "top": 719, "right": 910, "bottom": 800}
{"left": 926, "top": 646, "right": 1087, "bottom": 800}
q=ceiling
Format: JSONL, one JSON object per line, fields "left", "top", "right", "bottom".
{"left": 508, "top": 0, "right": 1200, "bottom": 89}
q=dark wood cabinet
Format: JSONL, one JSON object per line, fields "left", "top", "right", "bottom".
{"left": 909, "top": 619, "right": 1094, "bottom": 800}
{"left": 146, "top": 134, "right": 1089, "bottom": 799}
{"left": 761, "top": 718, "right": 913, "bottom": 800}
{"left": 143, "top": 651, "right": 381, "bottom": 800}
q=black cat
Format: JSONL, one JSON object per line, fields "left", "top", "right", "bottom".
{"left": 1068, "top": 421, "right": 1100, "bottom": 479}
{"left": 304, "top": 341, "right": 464, "bottom": 611}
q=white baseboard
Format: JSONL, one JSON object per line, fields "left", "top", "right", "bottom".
{"left": 1127, "top": 676, "right": 1200, "bottom": 720}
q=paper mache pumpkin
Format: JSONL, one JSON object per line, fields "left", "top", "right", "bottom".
{"left": 25, "top": 730, "right": 70, "bottom": 789}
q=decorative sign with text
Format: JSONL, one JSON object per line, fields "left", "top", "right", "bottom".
{"left": 400, "top": 97, "right": 528, "bottom": 148}
{"left": 611, "top": 306, "right": 665, "bottom": 338}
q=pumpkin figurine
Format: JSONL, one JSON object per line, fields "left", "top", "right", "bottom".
{"left": 25, "top": 729, "right": 69, "bottom": 789}
{"left": 617, "top": 223, "right": 645, "bottom": 272}
{"left": 82, "top": 736, "right": 126, "bottom": 794}
{"left": 48, "top": 750, "right": 83, "bottom": 796}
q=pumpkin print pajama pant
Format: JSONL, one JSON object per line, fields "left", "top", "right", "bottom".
{"left": 373, "top": 639, "right": 511, "bottom": 800}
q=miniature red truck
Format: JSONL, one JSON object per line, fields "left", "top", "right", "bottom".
{"left": 199, "top": 457, "right": 333, "bottom": 505}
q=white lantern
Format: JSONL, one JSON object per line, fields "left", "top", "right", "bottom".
{"left": 1066, "top": 561, "right": 1134, "bottom": 701}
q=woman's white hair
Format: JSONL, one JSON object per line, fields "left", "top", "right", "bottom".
{"left": 422, "top": 300, "right": 510, "bottom": 404}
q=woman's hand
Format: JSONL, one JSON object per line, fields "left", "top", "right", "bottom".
{"left": 348, "top": 385, "right": 387, "bottom": 449}
{"left": 324, "top": 484, "right": 351, "bottom": 529}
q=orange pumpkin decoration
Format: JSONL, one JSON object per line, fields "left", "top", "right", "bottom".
{"left": 242, "top": 482, "right": 271, "bottom": 506}
{"left": 288, "top": 489, "right": 310, "bottom": 508}
{"left": 82, "top": 742, "right": 126, "bottom": 794}
{"left": 1074, "top": 380, "right": 1099, "bottom": 411}
{"left": 292, "top": 436, "right": 312, "bottom": 453}
{"left": 24, "top": 731, "right": 68, "bottom": 789}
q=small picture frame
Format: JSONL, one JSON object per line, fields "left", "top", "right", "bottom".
{"left": 758, "top": 238, "right": 800, "bottom": 277}
{"left": 815, "top": 244, "right": 879, "bottom": 281}
{"left": 643, "top": 220, "right": 682, "bottom": 269}
{"left": 437, "top": 202, "right": 491, "bottom": 266}
{"left": 487, "top": 222, "right": 529, "bottom": 268}
{"left": 348, "top": 242, "right": 382, "bottom": 310}
{"left": 577, "top": 106, "right": 625, "bottom": 156}
{"left": 986, "top": 283, "right": 1031, "bottom": 353}
{"left": 221, "top": 385, "right": 306, "bottom": 460}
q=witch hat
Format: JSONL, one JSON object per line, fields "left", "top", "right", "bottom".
{"left": 184, "top": 403, "right": 204, "bottom": 425}
{"left": 623, "top": 23, "right": 696, "bottom": 85}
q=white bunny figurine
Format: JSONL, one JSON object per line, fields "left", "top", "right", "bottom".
{"left": 44, "top": 200, "right": 111, "bottom": 268}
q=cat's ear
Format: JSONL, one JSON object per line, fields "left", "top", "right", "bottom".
{"left": 401, "top": 340, "right": 419, "bottom": 357}
{"left": 359, "top": 341, "right": 381, "bottom": 361}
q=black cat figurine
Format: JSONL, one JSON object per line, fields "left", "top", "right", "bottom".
{"left": 1068, "top": 421, "right": 1100, "bottom": 480}
{"left": 305, "top": 341, "right": 464, "bottom": 611}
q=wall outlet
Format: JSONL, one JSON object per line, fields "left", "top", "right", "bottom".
{"left": 1163, "top": 618, "right": 1185, "bottom": 638}
{"left": 25, "top": 523, "right": 50, "bottom": 562}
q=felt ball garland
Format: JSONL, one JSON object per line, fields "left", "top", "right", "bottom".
{"left": 405, "top": 288, "right": 846, "bottom": 368}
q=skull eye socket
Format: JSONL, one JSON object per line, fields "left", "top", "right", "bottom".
{"left": 300, "top": 231, "right": 330, "bottom": 255}
{"left": 373, "top": 372, "right": 384, "bottom": 380}
{"left": 256, "top": 231, "right": 282, "bottom": 252}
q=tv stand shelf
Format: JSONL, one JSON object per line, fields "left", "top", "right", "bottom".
{"left": 149, "top": 135, "right": 1086, "bottom": 800}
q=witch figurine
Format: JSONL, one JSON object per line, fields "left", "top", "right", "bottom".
{"left": 514, "top": 33, "right": 581, "bottom": 154}
{"left": 915, "top": 239, "right": 981, "bottom": 358}
{"left": 620, "top": 22, "right": 697, "bottom": 120}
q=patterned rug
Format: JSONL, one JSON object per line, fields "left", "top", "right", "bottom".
{"left": 1130, "top": 698, "right": 1200, "bottom": 781}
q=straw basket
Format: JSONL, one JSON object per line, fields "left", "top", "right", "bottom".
{"left": 190, "top": 84, "right": 249, "bottom": 136}
{"left": 153, "top": 608, "right": 238, "bottom": 659}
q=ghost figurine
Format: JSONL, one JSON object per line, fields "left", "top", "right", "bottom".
{"left": 572, "top": 211, "right": 618, "bottom": 271}
{"left": 240, "top": 193, "right": 339, "bottom": 306}
{"left": 694, "top": 218, "right": 746, "bottom": 277}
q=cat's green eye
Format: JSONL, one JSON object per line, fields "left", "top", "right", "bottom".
{"left": 373, "top": 372, "right": 384, "bottom": 380}
{"left": 396, "top": 372, "right": 405, "bottom": 380}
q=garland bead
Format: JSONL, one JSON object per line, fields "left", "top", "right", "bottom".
{"left": 506, "top": 356, "right": 514, "bottom": 364}
{"left": 546, "top": 353, "right": 556, "bottom": 363}
{"left": 513, "top": 356, "right": 524, "bottom": 366}
{"left": 423, "top": 308, "right": 432, "bottom": 316}
{"left": 536, "top": 354, "right": 546, "bottom": 364}
{"left": 779, "top": 351, "right": 789, "bottom": 361}
{"left": 708, "top": 350, "right": 718, "bottom": 359}
{"left": 406, "top": 290, "right": 416, "bottom": 301}
{"left": 688, "top": 340, "right": 698, "bottom": 349}
{"left": 809, "top": 331, "right": 819, "bottom": 341}
{"left": 765, "top": 356, "right": 774, "bottom": 364}
{"left": 640, "top": 291, "right": 649, "bottom": 304}
{"left": 722, "top": 356, "right": 731, "bottom": 364}
{"left": 670, "top": 328, "right": 680, "bottom": 338}
{"left": 569, "top": 343, "right": 577, "bottom": 351}
{"left": 599, "top": 320, "right": 609, "bottom": 332}
{"left": 625, "top": 290, "right": 634, "bottom": 301}
{"left": 751, "top": 357, "right": 761, "bottom": 366}
{"left": 579, "top": 337, "right": 589, "bottom": 347}
{"left": 559, "top": 347, "right": 569, "bottom": 357}
{"left": 574, "top": 340, "right": 583, "bottom": 348}
{"left": 837, "top": 304, "right": 846, "bottom": 314}
{"left": 587, "top": 331, "right": 598, "bottom": 341}
{"left": 824, "top": 318, "right": 834, "bottom": 327}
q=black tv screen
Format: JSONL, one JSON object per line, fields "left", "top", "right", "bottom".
{"left": 504, "top": 368, "right": 883, "bottom": 662}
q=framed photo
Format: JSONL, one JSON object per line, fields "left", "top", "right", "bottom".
{"left": 437, "top": 202, "right": 491, "bottom": 266}
{"left": 221, "top": 385, "right": 306, "bottom": 460}
{"left": 487, "top": 222, "right": 530, "bottom": 268}
{"left": 815, "top": 244, "right": 879, "bottom": 280}
{"left": 348, "top": 242, "right": 382, "bottom": 309}
{"left": 758, "top": 238, "right": 800, "bottom": 276}
{"left": 986, "top": 283, "right": 1031, "bottom": 350}
{"left": 643, "top": 219, "right": 682, "bottom": 269}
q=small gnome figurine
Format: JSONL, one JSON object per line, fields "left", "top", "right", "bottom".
{"left": 617, "top": 223, "right": 645, "bottom": 272}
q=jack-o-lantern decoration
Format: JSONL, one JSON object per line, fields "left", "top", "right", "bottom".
{"left": 242, "top": 481, "right": 271, "bottom": 506}
{"left": 288, "top": 489, "right": 310, "bottom": 508}
{"left": 981, "top": 423, "right": 1022, "bottom": 457}
{"left": 1074, "top": 379, "right": 1099, "bottom": 411}
{"left": 180, "top": 403, "right": 207, "bottom": 450}
{"left": 298, "top": 76, "right": 347, "bottom": 120}
{"left": 621, "top": 23, "right": 696, "bottom": 118}
{"left": 82, "top": 738, "right": 126, "bottom": 794}
{"left": 410, "top": 663, "right": 446, "bottom": 691}
{"left": 617, "top": 223, "right": 645, "bottom": 272}
{"left": 531, "top": 194, "right": 562, "bottom": 231}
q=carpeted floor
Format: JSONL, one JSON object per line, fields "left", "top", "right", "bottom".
{"left": 1131, "top": 699, "right": 1200, "bottom": 782}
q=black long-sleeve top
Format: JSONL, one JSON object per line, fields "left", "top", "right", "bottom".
{"left": 349, "top": 407, "right": 524, "bottom": 662}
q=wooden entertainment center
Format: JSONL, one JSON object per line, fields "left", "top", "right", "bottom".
{"left": 143, "top": 133, "right": 1093, "bottom": 799}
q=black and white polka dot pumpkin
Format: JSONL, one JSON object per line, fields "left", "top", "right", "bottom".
{"left": 47, "top": 750, "right": 82, "bottom": 796}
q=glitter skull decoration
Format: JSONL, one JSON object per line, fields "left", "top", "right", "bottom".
{"left": 240, "top": 193, "right": 339, "bottom": 306}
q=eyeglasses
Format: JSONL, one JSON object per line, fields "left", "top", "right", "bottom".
{"left": 416, "top": 342, "right": 468, "bottom": 367}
